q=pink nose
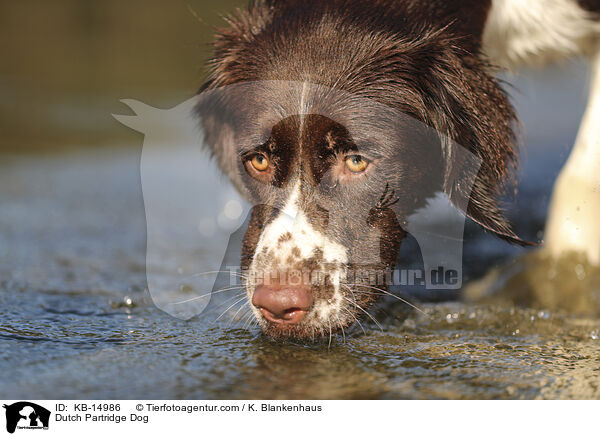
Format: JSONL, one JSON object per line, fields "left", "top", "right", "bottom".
{"left": 252, "top": 284, "right": 313, "bottom": 324}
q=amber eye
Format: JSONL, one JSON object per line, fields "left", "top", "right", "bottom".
{"left": 345, "top": 155, "right": 368, "bottom": 173}
{"left": 250, "top": 154, "right": 269, "bottom": 172}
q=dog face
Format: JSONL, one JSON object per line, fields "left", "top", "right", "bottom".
{"left": 237, "top": 110, "right": 430, "bottom": 339}
{"left": 196, "top": 1, "right": 528, "bottom": 339}
{"left": 198, "top": 80, "right": 449, "bottom": 339}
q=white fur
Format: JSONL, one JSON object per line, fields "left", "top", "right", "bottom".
{"left": 544, "top": 48, "right": 600, "bottom": 264}
{"left": 483, "top": 0, "right": 600, "bottom": 69}
{"left": 254, "top": 184, "right": 347, "bottom": 263}
{"left": 247, "top": 183, "right": 348, "bottom": 324}
{"left": 484, "top": 0, "right": 600, "bottom": 264}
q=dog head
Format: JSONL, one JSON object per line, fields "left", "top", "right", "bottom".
{"left": 196, "top": 2, "right": 528, "bottom": 339}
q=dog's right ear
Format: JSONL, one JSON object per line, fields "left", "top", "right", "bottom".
{"left": 194, "top": 85, "right": 250, "bottom": 200}
{"left": 194, "top": 1, "right": 274, "bottom": 198}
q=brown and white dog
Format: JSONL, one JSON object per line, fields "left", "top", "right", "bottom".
{"left": 197, "top": 0, "right": 600, "bottom": 339}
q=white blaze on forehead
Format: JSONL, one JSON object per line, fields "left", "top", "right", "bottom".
{"left": 281, "top": 183, "right": 299, "bottom": 219}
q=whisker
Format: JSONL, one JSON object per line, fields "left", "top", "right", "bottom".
{"left": 343, "top": 295, "right": 383, "bottom": 332}
{"left": 348, "top": 310, "right": 367, "bottom": 335}
{"left": 209, "top": 292, "right": 248, "bottom": 323}
{"left": 344, "top": 283, "right": 429, "bottom": 317}
{"left": 214, "top": 295, "right": 248, "bottom": 322}
{"left": 188, "top": 270, "right": 248, "bottom": 279}
{"left": 343, "top": 307, "right": 366, "bottom": 335}
{"left": 240, "top": 311, "right": 252, "bottom": 328}
{"left": 242, "top": 310, "right": 258, "bottom": 330}
{"left": 335, "top": 314, "right": 346, "bottom": 344}
{"left": 172, "top": 285, "right": 246, "bottom": 305}
{"left": 342, "top": 283, "right": 359, "bottom": 307}
{"left": 228, "top": 300, "right": 250, "bottom": 327}
{"left": 214, "top": 291, "right": 247, "bottom": 310}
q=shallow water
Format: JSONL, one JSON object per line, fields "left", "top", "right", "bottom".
{"left": 1, "top": 143, "right": 599, "bottom": 400}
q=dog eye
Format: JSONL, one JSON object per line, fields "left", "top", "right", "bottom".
{"left": 345, "top": 155, "right": 368, "bottom": 173}
{"left": 250, "top": 154, "right": 269, "bottom": 172}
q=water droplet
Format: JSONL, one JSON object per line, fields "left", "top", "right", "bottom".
{"left": 445, "top": 313, "right": 457, "bottom": 323}
{"left": 224, "top": 200, "right": 243, "bottom": 220}
{"left": 537, "top": 310, "right": 550, "bottom": 319}
{"left": 575, "top": 264, "right": 586, "bottom": 280}
{"left": 197, "top": 217, "right": 216, "bottom": 237}
{"left": 179, "top": 284, "right": 193, "bottom": 293}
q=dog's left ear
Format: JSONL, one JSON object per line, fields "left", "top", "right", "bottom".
{"left": 445, "top": 62, "right": 536, "bottom": 246}
{"left": 462, "top": 174, "right": 536, "bottom": 246}
{"left": 408, "top": 32, "right": 536, "bottom": 246}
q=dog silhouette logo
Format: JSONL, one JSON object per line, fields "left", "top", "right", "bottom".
{"left": 3, "top": 402, "right": 50, "bottom": 434}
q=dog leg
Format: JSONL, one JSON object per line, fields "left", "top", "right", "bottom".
{"left": 544, "top": 46, "right": 600, "bottom": 265}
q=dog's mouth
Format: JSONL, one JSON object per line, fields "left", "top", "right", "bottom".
{"left": 258, "top": 307, "right": 309, "bottom": 324}
{"left": 254, "top": 303, "right": 351, "bottom": 340}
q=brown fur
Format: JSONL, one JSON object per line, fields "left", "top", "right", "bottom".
{"left": 196, "top": 0, "right": 532, "bottom": 338}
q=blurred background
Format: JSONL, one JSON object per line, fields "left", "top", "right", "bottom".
{"left": 0, "top": 0, "right": 245, "bottom": 152}
{"left": 0, "top": 1, "right": 588, "bottom": 154}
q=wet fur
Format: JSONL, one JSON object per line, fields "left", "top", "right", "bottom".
{"left": 200, "top": 0, "right": 526, "bottom": 244}
{"left": 197, "top": 0, "right": 599, "bottom": 338}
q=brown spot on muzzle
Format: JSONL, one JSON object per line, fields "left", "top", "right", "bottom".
{"left": 277, "top": 232, "right": 292, "bottom": 246}
{"left": 241, "top": 205, "right": 277, "bottom": 270}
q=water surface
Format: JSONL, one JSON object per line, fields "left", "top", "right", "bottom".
{"left": 1, "top": 135, "right": 599, "bottom": 399}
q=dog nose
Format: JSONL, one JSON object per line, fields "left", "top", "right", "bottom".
{"left": 252, "top": 284, "right": 313, "bottom": 324}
